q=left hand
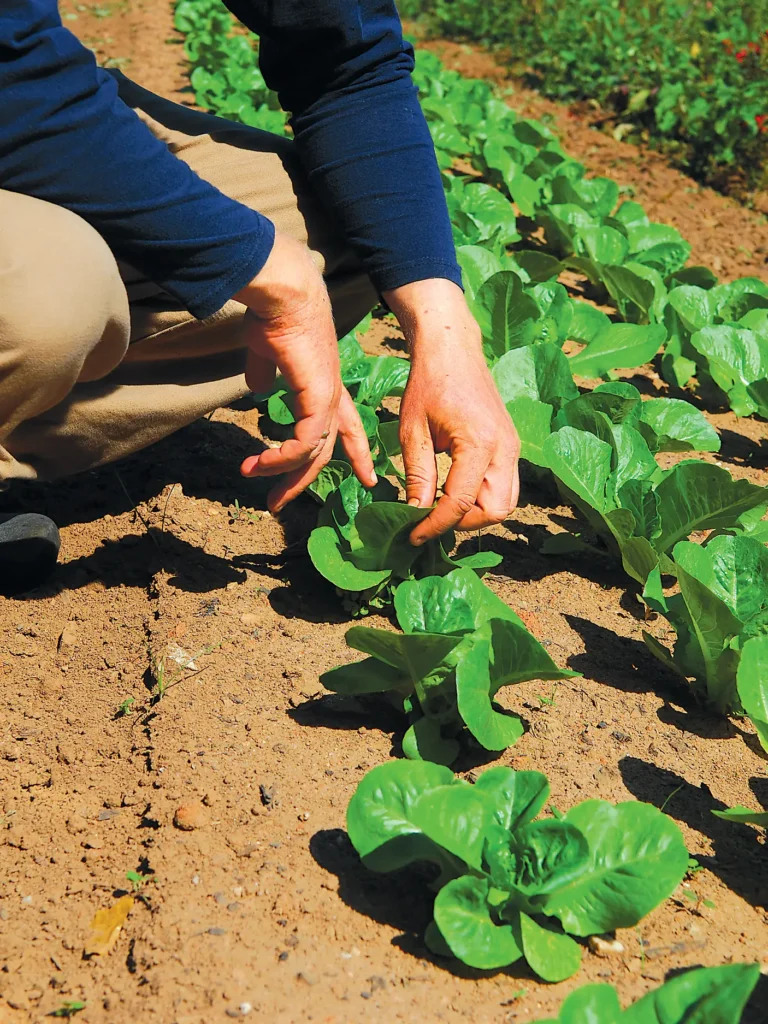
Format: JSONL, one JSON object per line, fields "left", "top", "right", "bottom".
{"left": 384, "top": 279, "right": 520, "bottom": 546}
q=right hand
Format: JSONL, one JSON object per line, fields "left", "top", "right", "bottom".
{"left": 234, "top": 231, "right": 376, "bottom": 513}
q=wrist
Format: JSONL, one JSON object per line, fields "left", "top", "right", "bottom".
{"left": 383, "top": 278, "right": 483, "bottom": 363}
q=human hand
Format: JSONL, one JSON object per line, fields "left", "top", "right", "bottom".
{"left": 384, "top": 279, "right": 520, "bottom": 546}
{"left": 234, "top": 231, "right": 375, "bottom": 512}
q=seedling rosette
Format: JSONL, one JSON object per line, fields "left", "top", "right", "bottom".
{"left": 347, "top": 762, "right": 688, "bottom": 981}
{"left": 533, "top": 963, "right": 760, "bottom": 1023}
{"left": 321, "top": 568, "right": 574, "bottom": 763}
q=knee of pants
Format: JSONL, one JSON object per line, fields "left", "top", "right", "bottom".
{"left": 0, "top": 192, "right": 131, "bottom": 410}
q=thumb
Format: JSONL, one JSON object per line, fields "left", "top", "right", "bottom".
{"left": 401, "top": 418, "right": 437, "bottom": 508}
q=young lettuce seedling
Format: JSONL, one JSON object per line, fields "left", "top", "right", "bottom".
{"left": 346, "top": 761, "right": 689, "bottom": 981}
{"left": 322, "top": 568, "right": 575, "bottom": 765}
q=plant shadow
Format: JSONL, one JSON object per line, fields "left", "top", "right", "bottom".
{"left": 308, "top": 828, "right": 536, "bottom": 980}
{"left": 564, "top": 615, "right": 687, "bottom": 699}
{"left": 619, "top": 756, "right": 767, "bottom": 910}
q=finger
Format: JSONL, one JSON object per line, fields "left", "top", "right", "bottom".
{"left": 338, "top": 390, "right": 377, "bottom": 488}
{"left": 267, "top": 428, "right": 337, "bottom": 512}
{"left": 245, "top": 347, "right": 276, "bottom": 395}
{"left": 410, "top": 440, "right": 490, "bottom": 545}
{"left": 453, "top": 454, "right": 516, "bottom": 531}
{"left": 240, "top": 434, "right": 325, "bottom": 479}
{"left": 401, "top": 417, "right": 438, "bottom": 509}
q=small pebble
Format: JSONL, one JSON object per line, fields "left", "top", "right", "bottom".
{"left": 214, "top": 892, "right": 229, "bottom": 906}
{"left": 278, "top": 951, "right": 289, "bottom": 962}
{"left": 296, "top": 971, "right": 317, "bottom": 985}
{"left": 21, "top": 896, "right": 32, "bottom": 905}
{"left": 239, "top": 1003, "right": 253, "bottom": 1016}
{"left": 82, "top": 835, "right": 102, "bottom": 849}
{"left": 596, "top": 721, "right": 608, "bottom": 729}
{"left": 298, "top": 812, "right": 310, "bottom": 822}
{"left": 192, "top": 875, "right": 200, "bottom": 886}
{"left": 208, "top": 927, "right": 227, "bottom": 936}
{"left": 173, "top": 801, "right": 209, "bottom": 831}
{"left": 227, "top": 902, "right": 242, "bottom": 913}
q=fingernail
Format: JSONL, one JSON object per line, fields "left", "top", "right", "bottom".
{"left": 411, "top": 534, "right": 427, "bottom": 547}
{"left": 369, "top": 472, "right": 378, "bottom": 487}
{"left": 408, "top": 498, "right": 420, "bottom": 507}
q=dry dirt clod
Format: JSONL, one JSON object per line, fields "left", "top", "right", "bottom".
{"left": 240, "top": 613, "right": 260, "bottom": 627}
{"left": 173, "top": 801, "right": 209, "bottom": 831}
{"left": 57, "top": 623, "right": 79, "bottom": 649}
{"left": 588, "top": 936, "right": 625, "bottom": 956}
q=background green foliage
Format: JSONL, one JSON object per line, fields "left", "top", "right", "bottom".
{"left": 400, "top": 0, "right": 768, "bottom": 193}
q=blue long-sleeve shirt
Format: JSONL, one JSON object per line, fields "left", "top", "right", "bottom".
{"left": 0, "top": 1, "right": 460, "bottom": 320}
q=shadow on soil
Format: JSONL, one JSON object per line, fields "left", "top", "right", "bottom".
{"left": 0, "top": 418, "right": 272, "bottom": 529}
{"left": 619, "top": 756, "right": 767, "bottom": 910}
{"left": 308, "top": 827, "right": 538, "bottom": 981}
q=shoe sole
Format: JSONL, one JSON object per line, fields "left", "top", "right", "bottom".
{"left": 0, "top": 513, "right": 61, "bottom": 597}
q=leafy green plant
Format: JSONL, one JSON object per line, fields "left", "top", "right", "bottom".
{"left": 347, "top": 761, "right": 688, "bottom": 979}
{"left": 539, "top": 426, "right": 767, "bottom": 583}
{"left": 51, "top": 1002, "right": 87, "bottom": 1019}
{"left": 643, "top": 535, "right": 768, "bottom": 742}
{"left": 531, "top": 962, "right": 760, "bottom": 1022}
{"left": 403, "top": 0, "right": 768, "bottom": 195}
{"left": 322, "top": 568, "right": 574, "bottom": 763}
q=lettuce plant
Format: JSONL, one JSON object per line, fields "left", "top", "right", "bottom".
{"left": 347, "top": 761, "right": 688, "bottom": 980}
{"left": 643, "top": 535, "right": 768, "bottom": 747}
{"left": 540, "top": 427, "right": 768, "bottom": 583}
{"left": 308, "top": 499, "right": 502, "bottom": 612}
{"left": 533, "top": 963, "right": 760, "bottom": 1023}
{"left": 321, "top": 568, "right": 574, "bottom": 763}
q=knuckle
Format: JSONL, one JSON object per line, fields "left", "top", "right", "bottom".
{"left": 450, "top": 494, "right": 476, "bottom": 517}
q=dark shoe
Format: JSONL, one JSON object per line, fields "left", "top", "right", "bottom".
{"left": 0, "top": 513, "right": 60, "bottom": 597}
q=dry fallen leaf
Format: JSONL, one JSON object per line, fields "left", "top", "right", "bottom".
{"left": 84, "top": 895, "right": 134, "bottom": 956}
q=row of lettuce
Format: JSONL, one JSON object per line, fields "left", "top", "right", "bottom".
{"left": 174, "top": 0, "right": 766, "bottom": 1004}
{"left": 400, "top": 0, "right": 768, "bottom": 196}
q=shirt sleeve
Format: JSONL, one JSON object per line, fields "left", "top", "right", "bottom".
{"left": 224, "top": 0, "right": 462, "bottom": 294}
{"left": 0, "top": 1, "right": 275, "bottom": 320}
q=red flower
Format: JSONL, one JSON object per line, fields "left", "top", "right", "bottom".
{"left": 757, "top": 115, "right": 768, "bottom": 134}
{"left": 748, "top": 41, "right": 761, "bottom": 53}
{"left": 722, "top": 38, "right": 733, "bottom": 53}
{"left": 735, "top": 48, "right": 749, "bottom": 62}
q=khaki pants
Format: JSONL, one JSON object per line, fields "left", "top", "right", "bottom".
{"left": 0, "top": 76, "right": 377, "bottom": 484}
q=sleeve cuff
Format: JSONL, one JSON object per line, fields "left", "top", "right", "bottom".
{"left": 370, "top": 258, "right": 464, "bottom": 295}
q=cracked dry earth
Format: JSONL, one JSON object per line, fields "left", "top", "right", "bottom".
{"left": 1, "top": 2, "right": 768, "bottom": 1023}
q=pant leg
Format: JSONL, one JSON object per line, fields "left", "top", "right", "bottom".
{"left": 0, "top": 189, "right": 131, "bottom": 484}
{"left": 2, "top": 82, "right": 378, "bottom": 483}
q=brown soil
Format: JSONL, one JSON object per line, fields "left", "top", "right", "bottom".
{"left": 1, "top": 5, "right": 767, "bottom": 1024}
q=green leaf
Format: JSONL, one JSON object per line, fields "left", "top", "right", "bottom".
{"left": 457, "top": 244, "right": 504, "bottom": 299}
{"left": 455, "top": 630, "right": 524, "bottom": 751}
{"left": 578, "top": 225, "right": 629, "bottom": 266}
{"left": 350, "top": 503, "right": 430, "bottom": 578}
{"left": 321, "top": 655, "right": 408, "bottom": 696}
{"left": 487, "top": 819, "right": 590, "bottom": 896}
{"left": 354, "top": 356, "right": 410, "bottom": 408}
{"left": 519, "top": 912, "right": 582, "bottom": 983}
{"left": 402, "top": 717, "right": 460, "bottom": 766}
{"left": 541, "top": 800, "right": 688, "bottom": 935}
{"left": 638, "top": 398, "right": 720, "bottom": 453}
{"left": 308, "top": 461, "right": 352, "bottom": 503}
{"left": 473, "top": 766, "right": 550, "bottom": 832}
{"left": 568, "top": 302, "right": 612, "bottom": 345}
{"left": 514, "top": 250, "right": 564, "bottom": 284}
{"left": 736, "top": 635, "right": 768, "bottom": 754}
{"left": 712, "top": 806, "right": 768, "bottom": 827}
{"left": 654, "top": 462, "right": 768, "bottom": 554}
{"left": 394, "top": 568, "right": 524, "bottom": 635}
{"left": 434, "top": 876, "right": 523, "bottom": 970}
{"left": 487, "top": 617, "right": 578, "bottom": 693}
{"left": 557, "top": 984, "right": 621, "bottom": 1024}
{"left": 569, "top": 324, "right": 665, "bottom": 378}
{"left": 543, "top": 428, "right": 613, "bottom": 514}
{"left": 689, "top": 325, "right": 768, "bottom": 415}
{"left": 506, "top": 396, "right": 553, "bottom": 467}
{"left": 307, "top": 526, "right": 391, "bottom": 592}
{"left": 602, "top": 264, "right": 657, "bottom": 323}
{"left": 410, "top": 783, "right": 491, "bottom": 869}
{"left": 622, "top": 962, "right": 761, "bottom": 1024}
{"left": 474, "top": 271, "right": 541, "bottom": 362}
{"left": 702, "top": 534, "right": 768, "bottom": 631}
{"left": 493, "top": 342, "right": 579, "bottom": 410}
{"left": 346, "top": 760, "right": 460, "bottom": 874}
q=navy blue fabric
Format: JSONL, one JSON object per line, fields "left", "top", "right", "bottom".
{"left": 0, "top": 1, "right": 460, "bottom": 320}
